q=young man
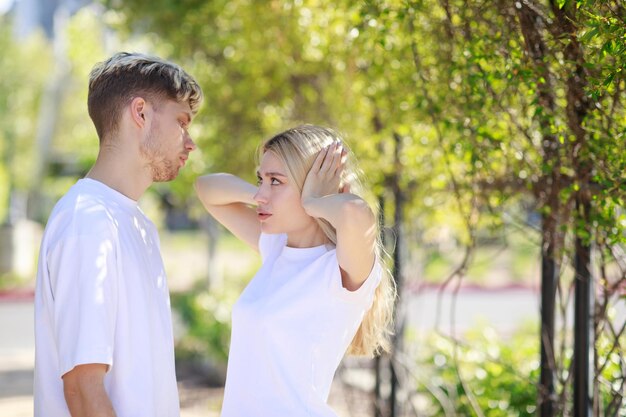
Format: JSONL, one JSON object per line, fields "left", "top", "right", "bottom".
{"left": 34, "top": 52, "right": 203, "bottom": 417}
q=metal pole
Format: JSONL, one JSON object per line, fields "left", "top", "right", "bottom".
{"left": 390, "top": 132, "right": 404, "bottom": 417}
{"left": 539, "top": 212, "right": 558, "bottom": 417}
{"left": 374, "top": 194, "right": 385, "bottom": 417}
{"left": 573, "top": 198, "right": 593, "bottom": 417}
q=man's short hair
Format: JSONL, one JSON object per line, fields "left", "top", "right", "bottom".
{"left": 87, "top": 52, "right": 203, "bottom": 141}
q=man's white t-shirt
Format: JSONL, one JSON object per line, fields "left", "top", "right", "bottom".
{"left": 221, "top": 232, "right": 382, "bottom": 417}
{"left": 34, "top": 178, "right": 180, "bottom": 417}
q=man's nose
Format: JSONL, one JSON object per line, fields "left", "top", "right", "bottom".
{"left": 185, "top": 133, "right": 197, "bottom": 151}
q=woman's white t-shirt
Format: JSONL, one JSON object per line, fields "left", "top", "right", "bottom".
{"left": 221, "top": 232, "right": 382, "bottom": 417}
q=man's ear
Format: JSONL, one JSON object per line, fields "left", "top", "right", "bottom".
{"left": 130, "top": 97, "right": 147, "bottom": 127}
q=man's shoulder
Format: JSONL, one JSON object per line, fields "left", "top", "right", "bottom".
{"left": 46, "top": 183, "right": 123, "bottom": 241}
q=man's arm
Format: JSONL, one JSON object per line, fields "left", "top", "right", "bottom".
{"left": 63, "top": 364, "right": 116, "bottom": 417}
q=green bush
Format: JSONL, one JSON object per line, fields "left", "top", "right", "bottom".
{"left": 409, "top": 320, "right": 625, "bottom": 416}
{"left": 596, "top": 323, "right": 626, "bottom": 416}
{"left": 171, "top": 287, "right": 232, "bottom": 364}
{"left": 409, "top": 323, "right": 539, "bottom": 416}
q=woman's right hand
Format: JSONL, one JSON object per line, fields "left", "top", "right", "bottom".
{"left": 301, "top": 141, "right": 347, "bottom": 206}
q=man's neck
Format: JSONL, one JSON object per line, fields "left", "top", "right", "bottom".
{"left": 86, "top": 145, "right": 152, "bottom": 201}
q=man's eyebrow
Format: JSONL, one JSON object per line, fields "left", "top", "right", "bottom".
{"left": 256, "top": 170, "right": 288, "bottom": 178}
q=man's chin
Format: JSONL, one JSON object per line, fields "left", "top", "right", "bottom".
{"left": 152, "top": 171, "right": 179, "bottom": 182}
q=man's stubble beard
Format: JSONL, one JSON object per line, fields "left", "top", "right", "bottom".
{"left": 140, "top": 121, "right": 178, "bottom": 182}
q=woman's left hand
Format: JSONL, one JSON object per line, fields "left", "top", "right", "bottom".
{"left": 301, "top": 141, "right": 347, "bottom": 204}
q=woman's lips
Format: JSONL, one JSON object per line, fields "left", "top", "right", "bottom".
{"left": 257, "top": 212, "right": 272, "bottom": 221}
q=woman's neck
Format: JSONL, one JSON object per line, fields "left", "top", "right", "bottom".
{"left": 286, "top": 223, "right": 330, "bottom": 248}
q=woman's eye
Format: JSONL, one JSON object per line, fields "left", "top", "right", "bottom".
{"left": 270, "top": 178, "right": 281, "bottom": 185}
{"left": 256, "top": 177, "right": 263, "bottom": 185}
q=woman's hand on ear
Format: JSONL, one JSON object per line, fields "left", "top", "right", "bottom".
{"left": 299, "top": 142, "right": 376, "bottom": 291}
{"left": 301, "top": 141, "right": 347, "bottom": 205}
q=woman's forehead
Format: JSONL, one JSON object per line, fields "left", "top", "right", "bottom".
{"left": 257, "top": 151, "right": 286, "bottom": 174}
{"left": 259, "top": 151, "right": 282, "bottom": 168}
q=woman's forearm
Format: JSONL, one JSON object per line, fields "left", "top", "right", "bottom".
{"left": 194, "top": 173, "right": 262, "bottom": 250}
{"left": 194, "top": 173, "right": 257, "bottom": 207}
{"left": 302, "top": 193, "right": 374, "bottom": 232}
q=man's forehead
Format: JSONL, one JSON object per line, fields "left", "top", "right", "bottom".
{"left": 171, "top": 99, "right": 192, "bottom": 113}
{"left": 160, "top": 99, "right": 193, "bottom": 120}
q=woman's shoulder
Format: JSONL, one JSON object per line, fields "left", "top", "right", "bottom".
{"left": 328, "top": 254, "right": 384, "bottom": 304}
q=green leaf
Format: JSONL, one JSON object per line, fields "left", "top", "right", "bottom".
{"left": 603, "top": 73, "right": 615, "bottom": 86}
{"left": 580, "top": 27, "right": 599, "bottom": 42}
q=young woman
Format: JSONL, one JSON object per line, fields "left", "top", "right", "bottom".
{"left": 195, "top": 124, "right": 395, "bottom": 416}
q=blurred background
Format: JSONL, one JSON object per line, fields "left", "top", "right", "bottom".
{"left": 0, "top": 0, "right": 625, "bottom": 416}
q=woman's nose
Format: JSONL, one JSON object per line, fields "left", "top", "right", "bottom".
{"left": 253, "top": 186, "right": 268, "bottom": 204}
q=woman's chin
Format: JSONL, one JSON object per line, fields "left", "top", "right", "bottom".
{"left": 260, "top": 223, "right": 278, "bottom": 233}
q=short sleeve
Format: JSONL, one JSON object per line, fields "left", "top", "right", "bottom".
{"left": 47, "top": 233, "right": 118, "bottom": 377}
{"left": 330, "top": 256, "right": 383, "bottom": 306}
{"left": 258, "top": 233, "right": 287, "bottom": 262}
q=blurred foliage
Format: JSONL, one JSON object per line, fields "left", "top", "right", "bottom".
{"left": 95, "top": 0, "right": 626, "bottom": 250}
{"left": 2, "top": 0, "right": 621, "bottom": 247}
{"left": 421, "top": 230, "right": 539, "bottom": 284}
{"left": 0, "top": 1, "right": 621, "bottom": 242}
{"left": 411, "top": 322, "right": 625, "bottom": 416}
{"left": 169, "top": 233, "right": 257, "bottom": 366}
{"left": 596, "top": 317, "right": 626, "bottom": 416}
{"left": 0, "top": 270, "right": 27, "bottom": 290}
{"left": 409, "top": 323, "right": 540, "bottom": 416}
{"left": 171, "top": 286, "right": 232, "bottom": 364}
{"left": 0, "top": 15, "right": 52, "bottom": 222}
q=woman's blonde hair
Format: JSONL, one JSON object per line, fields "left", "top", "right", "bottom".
{"left": 259, "top": 124, "right": 396, "bottom": 356}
